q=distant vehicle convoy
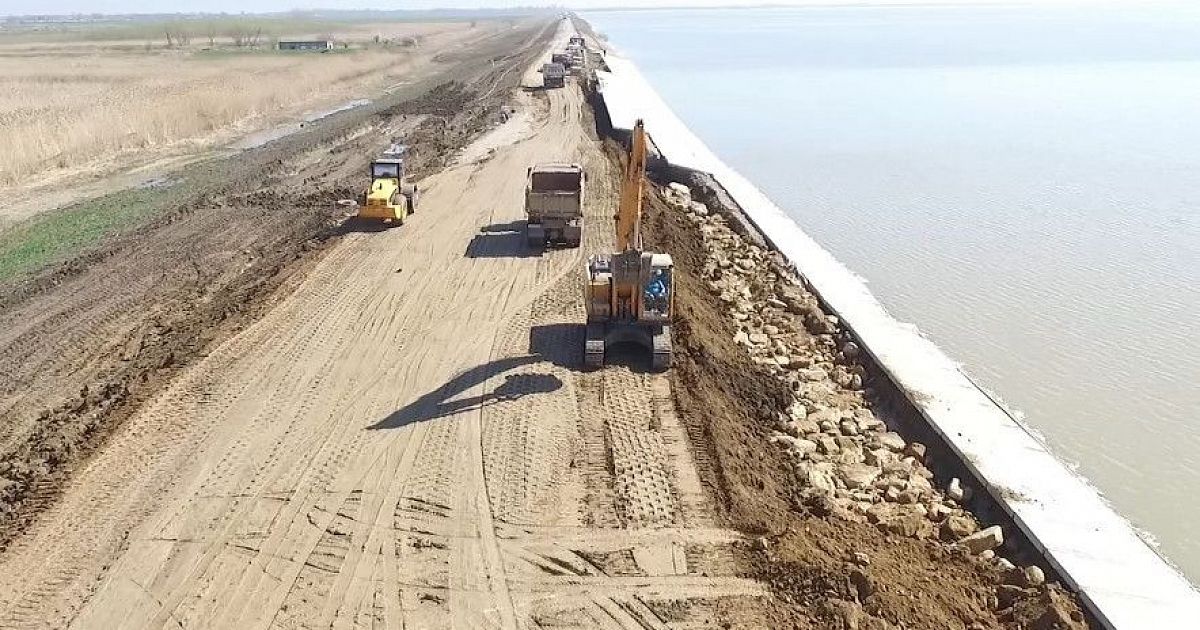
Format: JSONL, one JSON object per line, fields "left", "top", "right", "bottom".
{"left": 543, "top": 35, "right": 588, "bottom": 88}
{"left": 525, "top": 163, "right": 584, "bottom": 248}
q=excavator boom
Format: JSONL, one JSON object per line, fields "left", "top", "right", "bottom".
{"left": 615, "top": 120, "right": 647, "bottom": 252}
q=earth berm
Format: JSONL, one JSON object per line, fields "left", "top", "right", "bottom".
{"left": 0, "top": 18, "right": 1090, "bottom": 629}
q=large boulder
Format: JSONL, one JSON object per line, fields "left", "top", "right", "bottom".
{"left": 839, "top": 463, "right": 881, "bottom": 490}
{"left": 940, "top": 515, "right": 977, "bottom": 540}
{"left": 958, "top": 525, "right": 1004, "bottom": 554}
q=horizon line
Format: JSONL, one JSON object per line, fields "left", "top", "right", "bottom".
{"left": 1, "top": 0, "right": 1127, "bottom": 21}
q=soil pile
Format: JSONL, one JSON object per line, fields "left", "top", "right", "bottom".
{"left": 643, "top": 180, "right": 1088, "bottom": 629}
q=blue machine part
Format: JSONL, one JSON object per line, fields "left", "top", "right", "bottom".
{"left": 644, "top": 270, "right": 670, "bottom": 300}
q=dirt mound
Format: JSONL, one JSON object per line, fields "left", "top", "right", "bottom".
{"left": 642, "top": 182, "right": 1089, "bottom": 629}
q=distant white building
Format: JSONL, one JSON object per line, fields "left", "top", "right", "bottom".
{"left": 278, "top": 40, "right": 332, "bottom": 51}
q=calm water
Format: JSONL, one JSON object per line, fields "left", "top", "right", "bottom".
{"left": 587, "top": 3, "right": 1200, "bottom": 582}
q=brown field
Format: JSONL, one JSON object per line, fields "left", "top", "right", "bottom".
{"left": 0, "top": 20, "right": 484, "bottom": 208}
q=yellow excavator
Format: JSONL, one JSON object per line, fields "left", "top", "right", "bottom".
{"left": 358, "top": 144, "right": 418, "bottom": 224}
{"left": 584, "top": 119, "right": 674, "bottom": 371}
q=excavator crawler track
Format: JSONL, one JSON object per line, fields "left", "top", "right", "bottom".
{"left": 584, "top": 323, "right": 605, "bottom": 369}
{"left": 651, "top": 325, "right": 672, "bottom": 371}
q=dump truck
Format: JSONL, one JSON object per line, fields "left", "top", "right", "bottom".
{"left": 525, "top": 163, "right": 584, "bottom": 248}
{"left": 584, "top": 121, "right": 674, "bottom": 370}
{"left": 551, "top": 52, "right": 570, "bottom": 67}
{"left": 359, "top": 144, "right": 417, "bottom": 225}
{"left": 542, "top": 62, "right": 566, "bottom": 88}
{"left": 569, "top": 36, "right": 586, "bottom": 48}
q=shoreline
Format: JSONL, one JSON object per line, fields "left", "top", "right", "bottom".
{"left": 585, "top": 34, "right": 1200, "bottom": 629}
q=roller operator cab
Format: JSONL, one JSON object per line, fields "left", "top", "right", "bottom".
{"left": 359, "top": 146, "right": 418, "bottom": 224}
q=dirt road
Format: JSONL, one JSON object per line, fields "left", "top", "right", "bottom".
{"left": 0, "top": 31, "right": 770, "bottom": 629}
{"left": 0, "top": 16, "right": 553, "bottom": 547}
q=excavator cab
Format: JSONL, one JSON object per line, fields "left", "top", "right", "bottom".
{"left": 640, "top": 254, "right": 674, "bottom": 321}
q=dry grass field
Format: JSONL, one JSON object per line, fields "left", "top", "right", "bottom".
{"left": 0, "top": 19, "right": 477, "bottom": 194}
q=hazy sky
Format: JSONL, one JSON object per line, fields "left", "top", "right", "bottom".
{"left": 1, "top": 0, "right": 1105, "bottom": 18}
{"left": 6, "top": 0, "right": 761, "bottom": 16}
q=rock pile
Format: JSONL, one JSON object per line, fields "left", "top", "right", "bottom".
{"left": 663, "top": 182, "right": 1046, "bottom": 585}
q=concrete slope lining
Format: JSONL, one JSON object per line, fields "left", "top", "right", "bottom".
{"left": 593, "top": 49, "right": 1200, "bottom": 630}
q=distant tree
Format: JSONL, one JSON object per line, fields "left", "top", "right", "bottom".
{"left": 205, "top": 21, "right": 218, "bottom": 46}
{"left": 163, "top": 23, "right": 192, "bottom": 47}
{"left": 226, "top": 24, "right": 246, "bottom": 47}
{"left": 226, "top": 23, "right": 262, "bottom": 47}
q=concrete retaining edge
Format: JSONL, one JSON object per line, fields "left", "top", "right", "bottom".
{"left": 591, "top": 47, "right": 1200, "bottom": 629}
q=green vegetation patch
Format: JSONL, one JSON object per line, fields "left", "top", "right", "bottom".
{"left": 0, "top": 186, "right": 169, "bottom": 282}
{"left": 0, "top": 17, "right": 349, "bottom": 45}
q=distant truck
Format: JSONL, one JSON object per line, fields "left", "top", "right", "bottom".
{"left": 525, "top": 164, "right": 584, "bottom": 248}
{"left": 551, "top": 53, "right": 571, "bottom": 68}
{"left": 569, "top": 36, "right": 586, "bottom": 48}
{"left": 542, "top": 62, "right": 566, "bottom": 88}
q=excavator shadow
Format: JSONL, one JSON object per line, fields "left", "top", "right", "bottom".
{"left": 464, "top": 220, "right": 541, "bottom": 259}
{"left": 369, "top": 323, "right": 586, "bottom": 430}
{"left": 593, "top": 341, "right": 658, "bottom": 374}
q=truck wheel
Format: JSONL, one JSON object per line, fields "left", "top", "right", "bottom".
{"left": 527, "top": 224, "right": 545, "bottom": 248}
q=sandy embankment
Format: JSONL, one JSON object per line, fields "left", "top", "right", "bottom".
{"left": 639, "top": 167, "right": 1089, "bottom": 628}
